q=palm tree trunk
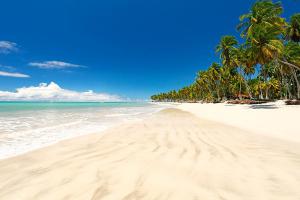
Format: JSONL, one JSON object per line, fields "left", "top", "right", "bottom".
{"left": 243, "top": 72, "right": 253, "bottom": 99}
{"left": 216, "top": 89, "right": 220, "bottom": 102}
{"left": 287, "top": 79, "right": 292, "bottom": 99}
{"left": 279, "top": 66, "right": 285, "bottom": 99}
{"left": 238, "top": 68, "right": 243, "bottom": 100}
{"left": 259, "top": 86, "right": 263, "bottom": 99}
{"left": 265, "top": 89, "right": 269, "bottom": 100}
{"left": 239, "top": 81, "right": 242, "bottom": 100}
{"left": 278, "top": 59, "right": 300, "bottom": 71}
{"left": 291, "top": 67, "right": 300, "bottom": 99}
{"left": 265, "top": 87, "right": 269, "bottom": 100}
{"left": 220, "top": 84, "right": 226, "bottom": 100}
{"left": 258, "top": 77, "right": 264, "bottom": 100}
{"left": 279, "top": 58, "right": 300, "bottom": 99}
{"left": 262, "top": 66, "right": 269, "bottom": 100}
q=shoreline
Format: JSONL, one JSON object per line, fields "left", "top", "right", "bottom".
{"left": 0, "top": 102, "right": 168, "bottom": 160}
{"left": 0, "top": 112, "right": 159, "bottom": 162}
{"left": 1, "top": 100, "right": 299, "bottom": 161}
{"left": 1, "top": 100, "right": 299, "bottom": 160}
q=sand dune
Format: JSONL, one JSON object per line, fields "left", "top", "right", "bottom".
{"left": 0, "top": 108, "right": 300, "bottom": 200}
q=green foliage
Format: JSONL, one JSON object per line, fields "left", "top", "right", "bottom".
{"left": 237, "top": 0, "right": 285, "bottom": 39}
{"left": 284, "top": 42, "right": 300, "bottom": 66}
{"left": 151, "top": 0, "right": 300, "bottom": 102}
{"left": 286, "top": 14, "right": 300, "bottom": 43}
{"left": 216, "top": 36, "right": 238, "bottom": 67}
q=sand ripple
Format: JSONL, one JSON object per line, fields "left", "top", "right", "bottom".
{"left": 0, "top": 109, "right": 300, "bottom": 200}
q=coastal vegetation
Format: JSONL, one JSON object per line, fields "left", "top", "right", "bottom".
{"left": 151, "top": 0, "right": 300, "bottom": 103}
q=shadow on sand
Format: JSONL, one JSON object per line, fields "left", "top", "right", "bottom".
{"left": 249, "top": 104, "right": 278, "bottom": 109}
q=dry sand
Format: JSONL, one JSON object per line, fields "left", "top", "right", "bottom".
{"left": 179, "top": 101, "right": 300, "bottom": 143}
{"left": 0, "top": 108, "right": 300, "bottom": 200}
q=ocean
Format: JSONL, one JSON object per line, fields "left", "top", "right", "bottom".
{"left": 0, "top": 102, "right": 166, "bottom": 159}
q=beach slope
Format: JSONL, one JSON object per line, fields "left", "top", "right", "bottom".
{"left": 0, "top": 108, "right": 300, "bottom": 200}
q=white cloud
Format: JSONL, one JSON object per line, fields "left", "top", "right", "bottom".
{"left": 0, "top": 82, "right": 121, "bottom": 102}
{"left": 0, "top": 65, "right": 16, "bottom": 71}
{"left": 0, "top": 41, "right": 18, "bottom": 54}
{"left": 29, "top": 61, "right": 82, "bottom": 69}
{"left": 0, "top": 71, "right": 30, "bottom": 78}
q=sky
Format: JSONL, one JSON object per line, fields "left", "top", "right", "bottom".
{"left": 0, "top": 0, "right": 299, "bottom": 101}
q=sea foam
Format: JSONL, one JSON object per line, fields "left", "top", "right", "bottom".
{"left": 0, "top": 102, "right": 168, "bottom": 159}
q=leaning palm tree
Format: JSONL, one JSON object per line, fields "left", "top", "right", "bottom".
{"left": 249, "top": 24, "right": 284, "bottom": 99}
{"left": 286, "top": 14, "right": 300, "bottom": 43}
{"left": 237, "top": 0, "right": 285, "bottom": 39}
{"left": 238, "top": 0, "right": 300, "bottom": 71}
{"left": 249, "top": 24, "right": 284, "bottom": 66}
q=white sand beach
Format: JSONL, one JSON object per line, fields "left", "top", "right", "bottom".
{"left": 0, "top": 104, "right": 300, "bottom": 200}
{"left": 1, "top": 0, "right": 300, "bottom": 199}
{"left": 179, "top": 101, "right": 300, "bottom": 143}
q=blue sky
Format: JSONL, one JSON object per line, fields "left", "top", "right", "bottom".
{"left": 0, "top": 0, "right": 298, "bottom": 100}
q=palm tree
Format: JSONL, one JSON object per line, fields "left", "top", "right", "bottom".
{"left": 196, "top": 71, "right": 213, "bottom": 101}
{"left": 237, "top": 0, "right": 285, "bottom": 39}
{"left": 250, "top": 25, "right": 284, "bottom": 66}
{"left": 283, "top": 42, "right": 300, "bottom": 66}
{"left": 219, "top": 66, "right": 231, "bottom": 99}
{"left": 238, "top": 0, "right": 285, "bottom": 64}
{"left": 238, "top": 0, "right": 300, "bottom": 71}
{"left": 216, "top": 36, "right": 238, "bottom": 67}
{"left": 239, "top": 47, "right": 256, "bottom": 99}
{"left": 151, "top": 1, "right": 300, "bottom": 102}
{"left": 286, "top": 14, "right": 300, "bottom": 43}
{"left": 282, "top": 42, "right": 300, "bottom": 98}
{"left": 208, "top": 63, "right": 222, "bottom": 101}
{"left": 240, "top": 21, "right": 284, "bottom": 99}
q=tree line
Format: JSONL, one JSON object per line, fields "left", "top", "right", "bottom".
{"left": 151, "top": 0, "right": 300, "bottom": 103}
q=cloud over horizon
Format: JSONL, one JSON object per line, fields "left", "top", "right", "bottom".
{"left": 0, "top": 41, "right": 18, "bottom": 54}
{"left": 29, "top": 61, "right": 83, "bottom": 69}
{"left": 0, "top": 71, "right": 30, "bottom": 78}
{"left": 0, "top": 82, "right": 121, "bottom": 102}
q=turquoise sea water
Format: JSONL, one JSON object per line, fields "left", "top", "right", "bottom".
{"left": 0, "top": 102, "right": 148, "bottom": 112}
{"left": 0, "top": 102, "right": 167, "bottom": 159}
